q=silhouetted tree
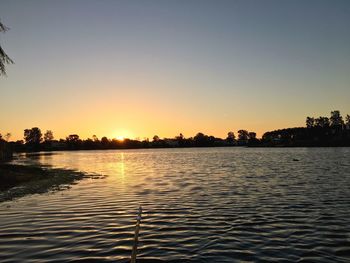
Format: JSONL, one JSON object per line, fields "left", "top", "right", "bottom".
{"left": 141, "top": 138, "right": 150, "bottom": 148}
{"left": 175, "top": 133, "right": 184, "bottom": 140}
{"left": 0, "top": 20, "right": 14, "bottom": 76}
{"left": 24, "top": 128, "right": 42, "bottom": 150}
{"left": 315, "top": 117, "right": 330, "bottom": 128}
{"left": 208, "top": 135, "right": 216, "bottom": 144}
{"left": 238, "top": 130, "right": 249, "bottom": 143}
{"left": 248, "top": 132, "right": 256, "bottom": 140}
{"left": 306, "top": 117, "right": 315, "bottom": 128}
{"left": 44, "top": 130, "right": 54, "bottom": 142}
{"left": 92, "top": 135, "right": 99, "bottom": 142}
{"left": 66, "top": 134, "right": 80, "bottom": 142}
{"left": 101, "top": 136, "right": 109, "bottom": 147}
{"left": 153, "top": 135, "right": 160, "bottom": 142}
{"left": 175, "top": 133, "right": 185, "bottom": 146}
{"left": 346, "top": 115, "right": 350, "bottom": 125}
{"left": 330, "top": 111, "right": 344, "bottom": 127}
{"left": 194, "top": 132, "right": 207, "bottom": 146}
{"left": 226, "top": 131, "right": 235, "bottom": 143}
{"left": 248, "top": 132, "right": 259, "bottom": 145}
{"left": 66, "top": 134, "right": 81, "bottom": 149}
{"left": 4, "top": 133, "right": 11, "bottom": 141}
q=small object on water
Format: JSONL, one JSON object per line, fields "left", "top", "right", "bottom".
{"left": 293, "top": 158, "right": 300, "bottom": 161}
{"left": 131, "top": 206, "right": 142, "bottom": 263}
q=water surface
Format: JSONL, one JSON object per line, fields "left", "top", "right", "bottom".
{"left": 1, "top": 148, "right": 350, "bottom": 262}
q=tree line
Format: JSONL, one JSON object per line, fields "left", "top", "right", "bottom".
{"left": 306, "top": 111, "right": 349, "bottom": 129}
{"left": 1, "top": 110, "right": 350, "bottom": 154}
{"left": 1, "top": 128, "right": 260, "bottom": 152}
{"left": 262, "top": 111, "right": 350, "bottom": 147}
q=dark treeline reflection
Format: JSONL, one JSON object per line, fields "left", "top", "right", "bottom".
{"left": 1, "top": 111, "right": 350, "bottom": 154}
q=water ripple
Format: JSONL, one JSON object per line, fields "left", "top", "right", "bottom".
{"left": 1, "top": 148, "right": 350, "bottom": 262}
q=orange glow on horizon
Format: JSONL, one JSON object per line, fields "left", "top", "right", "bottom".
{"left": 115, "top": 135, "right": 125, "bottom": 141}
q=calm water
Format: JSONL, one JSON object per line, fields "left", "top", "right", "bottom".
{"left": 1, "top": 148, "right": 350, "bottom": 262}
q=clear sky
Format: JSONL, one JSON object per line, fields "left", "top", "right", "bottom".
{"left": 1, "top": 0, "right": 350, "bottom": 141}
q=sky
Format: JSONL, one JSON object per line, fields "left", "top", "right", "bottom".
{"left": 1, "top": 0, "right": 350, "bottom": 141}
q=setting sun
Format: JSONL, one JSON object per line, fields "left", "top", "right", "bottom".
{"left": 115, "top": 136, "right": 125, "bottom": 141}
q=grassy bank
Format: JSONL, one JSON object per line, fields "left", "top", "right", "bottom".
{"left": 0, "top": 163, "right": 102, "bottom": 202}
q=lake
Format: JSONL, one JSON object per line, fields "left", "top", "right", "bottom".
{"left": 1, "top": 147, "right": 350, "bottom": 262}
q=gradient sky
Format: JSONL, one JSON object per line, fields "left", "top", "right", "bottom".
{"left": 1, "top": 0, "right": 350, "bottom": 141}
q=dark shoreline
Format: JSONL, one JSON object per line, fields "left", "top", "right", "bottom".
{"left": 0, "top": 163, "right": 102, "bottom": 202}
